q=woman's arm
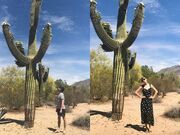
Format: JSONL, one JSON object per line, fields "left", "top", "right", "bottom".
{"left": 135, "top": 86, "right": 144, "bottom": 98}
{"left": 150, "top": 84, "right": 158, "bottom": 99}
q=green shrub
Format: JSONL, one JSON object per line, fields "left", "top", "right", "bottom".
{"left": 0, "top": 66, "right": 25, "bottom": 110}
{"left": 72, "top": 115, "right": 90, "bottom": 130}
{"left": 164, "top": 106, "right": 180, "bottom": 119}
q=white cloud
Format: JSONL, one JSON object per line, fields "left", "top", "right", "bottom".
{"left": 42, "top": 11, "right": 74, "bottom": 32}
{"left": 0, "top": 5, "right": 13, "bottom": 34}
{"left": 42, "top": 57, "right": 89, "bottom": 84}
{"left": 131, "top": 42, "right": 180, "bottom": 52}
{"left": 130, "top": 41, "right": 180, "bottom": 72}
{"left": 138, "top": 23, "right": 180, "bottom": 38}
{"left": 44, "top": 58, "right": 89, "bottom": 67}
{"left": 132, "top": 0, "right": 161, "bottom": 13}
{"left": 46, "top": 41, "right": 89, "bottom": 55}
{"left": 133, "top": 0, "right": 160, "bottom": 8}
{"left": 136, "top": 53, "right": 180, "bottom": 72}
{"left": 0, "top": 5, "right": 10, "bottom": 21}
{"left": 52, "top": 71, "right": 89, "bottom": 85}
{"left": 0, "top": 55, "right": 89, "bottom": 85}
{"left": 90, "top": 33, "right": 100, "bottom": 49}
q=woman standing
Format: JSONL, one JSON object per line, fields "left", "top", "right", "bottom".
{"left": 135, "top": 77, "right": 158, "bottom": 132}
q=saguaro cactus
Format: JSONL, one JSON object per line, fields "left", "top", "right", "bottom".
{"left": 90, "top": 0, "right": 144, "bottom": 120}
{"left": 36, "top": 62, "right": 49, "bottom": 106}
{"left": 2, "top": 0, "right": 52, "bottom": 127}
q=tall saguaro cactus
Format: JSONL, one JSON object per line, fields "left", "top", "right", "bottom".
{"left": 90, "top": 0, "right": 144, "bottom": 120}
{"left": 2, "top": 0, "right": 52, "bottom": 127}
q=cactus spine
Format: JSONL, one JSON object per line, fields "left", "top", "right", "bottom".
{"left": 2, "top": 0, "right": 52, "bottom": 127}
{"left": 90, "top": 0, "right": 144, "bottom": 120}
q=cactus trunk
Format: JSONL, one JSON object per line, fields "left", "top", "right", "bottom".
{"left": 24, "top": 63, "right": 36, "bottom": 127}
{"left": 112, "top": 48, "right": 125, "bottom": 120}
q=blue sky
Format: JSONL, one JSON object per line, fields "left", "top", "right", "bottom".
{"left": 0, "top": 0, "right": 89, "bottom": 84}
{"left": 90, "top": 0, "right": 180, "bottom": 72}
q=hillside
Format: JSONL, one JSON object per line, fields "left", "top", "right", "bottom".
{"left": 158, "top": 65, "right": 180, "bottom": 76}
{"left": 72, "top": 79, "right": 90, "bottom": 89}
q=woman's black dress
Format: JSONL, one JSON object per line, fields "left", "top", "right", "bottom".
{"left": 141, "top": 86, "right": 154, "bottom": 126}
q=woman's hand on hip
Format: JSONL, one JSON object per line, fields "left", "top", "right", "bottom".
{"left": 141, "top": 96, "right": 146, "bottom": 99}
{"left": 149, "top": 96, "right": 154, "bottom": 99}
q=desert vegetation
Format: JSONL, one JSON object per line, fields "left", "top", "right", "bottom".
{"left": 0, "top": 66, "right": 89, "bottom": 112}
{"left": 90, "top": 49, "right": 180, "bottom": 102}
{"left": 72, "top": 115, "right": 90, "bottom": 130}
{"left": 164, "top": 106, "right": 180, "bottom": 120}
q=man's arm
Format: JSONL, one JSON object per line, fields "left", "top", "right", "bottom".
{"left": 59, "top": 93, "right": 64, "bottom": 112}
{"left": 59, "top": 99, "right": 62, "bottom": 111}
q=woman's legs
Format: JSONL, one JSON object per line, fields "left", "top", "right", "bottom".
{"left": 148, "top": 124, "right": 151, "bottom": 132}
{"left": 145, "top": 124, "right": 149, "bottom": 131}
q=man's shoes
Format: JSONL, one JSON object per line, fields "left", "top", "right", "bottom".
{"left": 55, "top": 128, "right": 60, "bottom": 133}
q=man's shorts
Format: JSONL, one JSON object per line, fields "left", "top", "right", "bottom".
{"left": 56, "top": 108, "right": 66, "bottom": 117}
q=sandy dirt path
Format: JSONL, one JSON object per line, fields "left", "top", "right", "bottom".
{"left": 0, "top": 103, "right": 90, "bottom": 135}
{"left": 90, "top": 92, "right": 180, "bottom": 135}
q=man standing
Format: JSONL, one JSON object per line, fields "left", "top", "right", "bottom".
{"left": 55, "top": 87, "right": 66, "bottom": 133}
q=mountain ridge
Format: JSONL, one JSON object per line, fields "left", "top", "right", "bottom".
{"left": 158, "top": 65, "right": 180, "bottom": 76}
{"left": 72, "top": 79, "right": 90, "bottom": 89}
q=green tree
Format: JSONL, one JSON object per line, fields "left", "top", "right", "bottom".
{"left": 129, "top": 63, "right": 142, "bottom": 93}
{"left": 55, "top": 79, "right": 68, "bottom": 88}
{"left": 90, "top": 49, "right": 112, "bottom": 100}
{"left": 0, "top": 66, "right": 25, "bottom": 110}
{"left": 44, "top": 76, "right": 56, "bottom": 102}
{"left": 141, "top": 65, "right": 157, "bottom": 79}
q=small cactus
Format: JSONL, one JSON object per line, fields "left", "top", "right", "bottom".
{"left": 2, "top": 0, "right": 52, "bottom": 128}
{"left": 90, "top": 0, "right": 144, "bottom": 120}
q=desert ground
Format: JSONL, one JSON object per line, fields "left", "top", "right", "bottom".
{"left": 0, "top": 103, "right": 89, "bottom": 135}
{"left": 90, "top": 92, "right": 180, "bottom": 135}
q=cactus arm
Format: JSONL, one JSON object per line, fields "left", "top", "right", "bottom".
{"left": 101, "top": 22, "right": 114, "bottom": 52}
{"left": 28, "top": 0, "right": 42, "bottom": 55}
{"left": 100, "top": 44, "right": 114, "bottom": 52}
{"left": 90, "top": 1, "right": 119, "bottom": 50}
{"left": 116, "top": 0, "right": 129, "bottom": 40}
{"left": 30, "top": 0, "right": 42, "bottom": 28}
{"left": 122, "top": 3, "right": 144, "bottom": 48}
{"left": 129, "top": 52, "right": 136, "bottom": 70}
{"left": 43, "top": 68, "right": 49, "bottom": 82}
{"left": 2, "top": 23, "right": 30, "bottom": 65}
{"left": 118, "top": 0, "right": 129, "bottom": 21}
{"left": 33, "top": 23, "right": 52, "bottom": 64}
